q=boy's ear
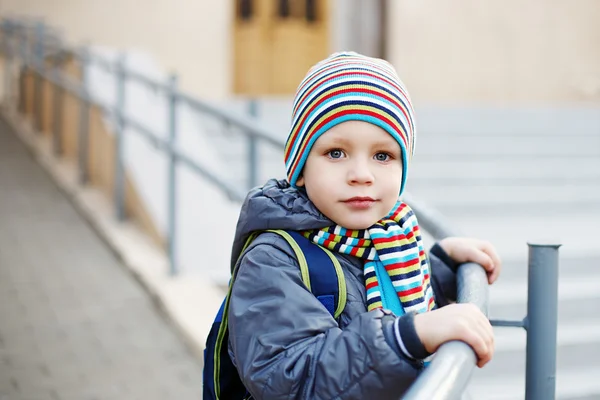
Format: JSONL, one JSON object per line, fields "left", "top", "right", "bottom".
{"left": 296, "top": 175, "right": 305, "bottom": 187}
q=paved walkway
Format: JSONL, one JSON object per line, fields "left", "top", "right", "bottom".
{"left": 0, "top": 120, "right": 203, "bottom": 399}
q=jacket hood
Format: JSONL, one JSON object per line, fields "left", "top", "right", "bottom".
{"left": 230, "top": 179, "right": 332, "bottom": 271}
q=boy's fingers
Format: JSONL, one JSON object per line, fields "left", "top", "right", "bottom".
{"left": 488, "top": 265, "right": 500, "bottom": 284}
{"left": 483, "top": 252, "right": 501, "bottom": 284}
{"left": 484, "top": 261, "right": 499, "bottom": 284}
{"left": 467, "top": 325, "right": 491, "bottom": 368}
{"left": 468, "top": 248, "right": 494, "bottom": 273}
{"left": 452, "top": 304, "right": 495, "bottom": 368}
{"left": 477, "top": 311, "right": 495, "bottom": 366}
{"left": 480, "top": 241, "right": 502, "bottom": 272}
{"left": 470, "top": 240, "right": 502, "bottom": 284}
{"left": 480, "top": 316, "right": 495, "bottom": 348}
{"left": 474, "top": 328, "right": 494, "bottom": 367}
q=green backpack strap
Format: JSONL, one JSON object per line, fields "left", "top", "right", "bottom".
{"left": 278, "top": 230, "right": 347, "bottom": 319}
{"left": 235, "top": 229, "right": 346, "bottom": 317}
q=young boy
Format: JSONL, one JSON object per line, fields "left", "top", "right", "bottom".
{"left": 227, "top": 52, "right": 501, "bottom": 399}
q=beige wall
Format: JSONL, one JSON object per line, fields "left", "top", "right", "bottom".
{"left": 4, "top": 1, "right": 599, "bottom": 105}
{"left": 387, "top": 0, "right": 600, "bottom": 105}
{"left": 0, "top": 0, "right": 232, "bottom": 99}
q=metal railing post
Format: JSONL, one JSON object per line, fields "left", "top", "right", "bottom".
{"left": 77, "top": 47, "right": 91, "bottom": 182}
{"left": 17, "top": 26, "right": 26, "bottom": 114}
{"left": 33, "top": 21, "right": 45, "bottom": 132}
{"left": 167, "top": 74, "right": 179, "bottom": 276}
{"left": 247, "top": 99, "right": 258, "bottom": 190}
{"left": 3, "top": 25, "right": 13, "bottom": 104}
{"left": 52, "top": 52, "right": 64, "bottom": 156}
{"left": 114, "top": 54, "right": 127, "bottom": 221}
{"left": 525, "top": 243, "right": 561, "bottom": 400}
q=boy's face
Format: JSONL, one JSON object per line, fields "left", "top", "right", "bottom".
{"left": 296, "top": 121, "right": 403, "bottom": 230}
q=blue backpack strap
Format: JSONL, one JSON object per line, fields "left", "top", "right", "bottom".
{"left": 285, "top": 230, "right": 346, "bottom": 319}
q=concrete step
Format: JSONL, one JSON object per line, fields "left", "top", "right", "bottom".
{"left": 490, "top": 321, "right": 600, "bottom": 354}
{"left": 485, "top": 255, "right": 600, "bottom": 327}
{"left": 489, "top": 273, "right": 600, "bottom": 308}
{"left": 439, "top": 212, "right": 600, "bottom": 260}
{"left": 490, "top": 254, "right": 600, "bottom": 283}
{"left": 469, "top": 318, "right": 600, "bottom": 398}
{"left": 490, "top": 297, "right": 599, "bottom": 326}
{"left": 468, "top": 269, "right": 600, "bottom": 400}
{"left": 468, "top": 364, "right": 600, "bottom": 400}
{"left": 416, "top": 106, "right": 600, "bottom": 137}
{"left": 409, "top": 158, "right": 600, "bottom": 182}
{"left": 408, "top": 183, "right": 600, "bottom": 210}
{"left": 415, "top": 134, "right": 600, "bottom": 156}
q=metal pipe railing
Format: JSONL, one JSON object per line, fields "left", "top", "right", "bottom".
{"left": 403, "top": 262, "right": 489, "bottom": 400}
{"left": 525, "top": 243, "right": 560, "bottom": 400}
{"left": 0, "top": 18, "right": 560, "bottom": 399}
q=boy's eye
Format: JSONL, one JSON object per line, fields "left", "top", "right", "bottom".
{"left": 375, "top": 152, "right": 391, "bottom": 162}
{"left": 327, "top": 149, "right": 345, "bottom": 159}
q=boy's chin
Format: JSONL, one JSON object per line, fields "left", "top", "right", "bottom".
{"left": 334, "top": 218, "right": 379, "bottom": 231}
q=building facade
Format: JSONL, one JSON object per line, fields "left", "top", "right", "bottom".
{"left": 2, "top": 0, "right": 599, "bottom": 104}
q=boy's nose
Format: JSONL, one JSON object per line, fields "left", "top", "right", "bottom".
{"left": 347, "top": 159, "right": 374, "bottom": 185}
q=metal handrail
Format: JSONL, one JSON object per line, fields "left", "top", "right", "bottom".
{"left": 1, "top": 17, "right": 561, "bottom": 400}
{"left": 1, "top": 19, "right": 263, "bottom": 272}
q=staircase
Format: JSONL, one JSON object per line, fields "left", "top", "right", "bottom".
{"left": 214, "top": 101, "right": 600, "bottom": 399}
{"left": 409, "top": 106, "right": 600, "bottom": 400}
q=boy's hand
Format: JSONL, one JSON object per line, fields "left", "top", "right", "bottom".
{"left": 438, "top": 237, "right": 502, "bottom": 284}
{"left": 414, "top": 304, "right": 494, "bottom": 368}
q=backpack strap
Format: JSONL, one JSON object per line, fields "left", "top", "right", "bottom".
{"left": 236, "top": 230, "right": 347, "bottom": 318}
{"left": 208, "top": 229, "right": 347, "bottom": 399}
{"left": 283, "top": 230, "right": 347, "bottom": 319}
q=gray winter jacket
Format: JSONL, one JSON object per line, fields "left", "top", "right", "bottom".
{"left": 228, "top": 179, "right": 458, "bottom": 400}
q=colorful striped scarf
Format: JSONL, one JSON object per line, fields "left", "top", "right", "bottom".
{"left": 304, "top": 201, "right": 436, "bottom": 315}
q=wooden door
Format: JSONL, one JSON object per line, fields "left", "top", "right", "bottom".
{"left": 233, "top": 0, "right": 330, "bottom": 95}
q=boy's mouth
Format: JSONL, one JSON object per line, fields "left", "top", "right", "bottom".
{"left": 343, "top": 197, "right": 377, "bottom": 210}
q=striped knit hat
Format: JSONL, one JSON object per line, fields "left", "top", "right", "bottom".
{"left": 284, "top": 51, "right": 417, "bottom": 196}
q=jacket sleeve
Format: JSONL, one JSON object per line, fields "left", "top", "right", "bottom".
{"left": 428, "top": 243, "right": 458, "bottom": 307}
{"left": 228, "top": 233, "right": 421, "bottom": 400}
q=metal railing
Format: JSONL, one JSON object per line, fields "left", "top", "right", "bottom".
{"left": 0, "top": 18, "right": 559, "bottom": 400}
{"left": 0, "top": 18, "right": 279, "bottom": 274}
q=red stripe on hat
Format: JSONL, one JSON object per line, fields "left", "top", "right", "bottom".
{"left": 294, "top": 68, "right": 408, "bottom": 117}
{"left": 293, "top": 55, "right": 407, "bottom": 107}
